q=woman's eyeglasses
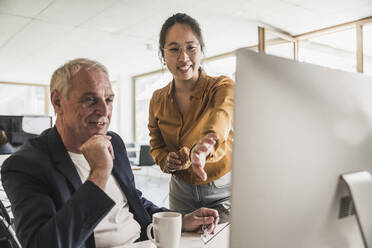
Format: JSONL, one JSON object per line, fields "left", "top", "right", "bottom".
{"left": 163, "top": 44, "right": 200, "bottom": 58}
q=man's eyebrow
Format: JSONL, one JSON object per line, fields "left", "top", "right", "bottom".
{"left": 79, "top": 92, "right": 96, "bottom": 98}
{"left": 78, "top": 93, "right": 115, "bottom": 100}
{"left": 79, "top": 92, "right": 115, "bottom": 96}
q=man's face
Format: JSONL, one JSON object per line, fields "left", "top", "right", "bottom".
{"left": 58, "top": 68, "right": 114, "bottom": 145}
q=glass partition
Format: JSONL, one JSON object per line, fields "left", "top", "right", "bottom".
{"left": 363, "top": 23, "right": 372, "bottom": 75}
{"left": 266, "top": 39, "right": 294, "bottom": 59}
{"left": 299, "top": 27, "right": 357, "bottom": 72}
{"left": 135, "top": 71, "right": 172, "bottom": 143}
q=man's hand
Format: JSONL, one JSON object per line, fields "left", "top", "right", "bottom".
{"left": 80, "top": 135, "right": 115, "bottom": 190}
{"left": 191, "top": 133, "right": 218, "bottom": 181}
{"left": 182, "top": 208, "right": 219, "bottom": 234}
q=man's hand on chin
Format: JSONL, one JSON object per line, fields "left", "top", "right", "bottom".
{"left": 80, "top": 134, "right": 115, "bottom": 190}
{"left": 181, "top": 208, "right": 219, "bottom": 234}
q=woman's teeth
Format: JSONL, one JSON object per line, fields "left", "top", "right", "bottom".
{"left": 178, "top": 65, "right": 191, "bottom": 71}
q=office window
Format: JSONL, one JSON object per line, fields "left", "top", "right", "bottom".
{"left": 364, "top": 23, "right": 372, "bottom": 76}
{"left": 266, "top": 39, "right": 294, "bottom": 59}
{"left": 135, "top": 71, "right": 172, "bottom": 143}
{"left": 203, "top": 55, "right": 236, "bottom": 80}
{"left": 299, "top": 27, "right": 357, "bottom": 72}
{"left": 0, "top": 84, "right": 46, "bottom": 115}
{"left": 109, "top": 81, "right": 119, "bottom": 133}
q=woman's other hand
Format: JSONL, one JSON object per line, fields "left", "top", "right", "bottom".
{"left": 166, "top": 152, "right": 183, "bottom": 172}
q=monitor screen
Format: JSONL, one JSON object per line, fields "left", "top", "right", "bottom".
{"left": 0, "top": 115, "right": 52, "bottom": 153}
{"left": 231, "top": 49, "right": 372, "bottom": 248}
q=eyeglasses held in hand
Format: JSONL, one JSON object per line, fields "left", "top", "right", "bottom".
{"left": 201, "top": 221, "right": 230, "bottom": 245}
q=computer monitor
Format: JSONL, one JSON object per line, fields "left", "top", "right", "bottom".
{"left": 231, "top": 49, "right": 372, "bottom": 248}
{"left": 0, "top": 115, "right": 52, "bottom": 152}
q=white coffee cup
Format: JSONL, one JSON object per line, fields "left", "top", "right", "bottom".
{"left": 146, "top": 212, "right": 182, "bottom": 248}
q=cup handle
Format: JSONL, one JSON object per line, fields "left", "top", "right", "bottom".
{"left": 147, "top": 223, "right": 160, "bottom": 247}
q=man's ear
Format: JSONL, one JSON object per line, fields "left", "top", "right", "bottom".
{"left": 51, "top": 91, "right": 63, "bottom": 115}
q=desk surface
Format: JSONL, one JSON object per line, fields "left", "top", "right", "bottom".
{"left": 123, "top": 224, "right": 230, "bottom": 248}
{"left": 180, "top": 223, "right": 230, "bottom": 248}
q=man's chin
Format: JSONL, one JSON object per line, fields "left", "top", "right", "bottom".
{"left": 86, "top": 127, "right": 108, "bottom": 136}
{"left": 92, "top": 130, "right": 108, "bottom": 135}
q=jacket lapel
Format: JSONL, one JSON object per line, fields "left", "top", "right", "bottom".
{"left": 47, "top": 127, "right": 82, "bottom": 191}
{"left": 111, "top": 152, "right": 136, "bottom": 201}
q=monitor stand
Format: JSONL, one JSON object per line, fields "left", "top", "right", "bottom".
{"left": 341, "top": 171, "right": 372, "bottom": 248}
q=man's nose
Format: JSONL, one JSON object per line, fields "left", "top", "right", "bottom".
{"left": 95, "top": 99, "right": 109, "bottom": 116}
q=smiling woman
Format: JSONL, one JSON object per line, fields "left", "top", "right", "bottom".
{"left": 148, "top": 13, "right": 234, "bottom": 223}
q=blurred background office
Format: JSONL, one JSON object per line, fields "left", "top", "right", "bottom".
{"left": 0, "top": 129, "right": 13, "bottom": 154}
{"left": 0, "top": 0, "right": 371, "bottom": 206}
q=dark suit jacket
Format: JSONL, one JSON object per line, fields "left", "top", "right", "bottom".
{"left": 1, "top": 127, "right": 168, "bottom": 248}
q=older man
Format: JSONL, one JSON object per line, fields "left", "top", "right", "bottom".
{"left": 1, "top": 59, "right": 218, "bottom": 248}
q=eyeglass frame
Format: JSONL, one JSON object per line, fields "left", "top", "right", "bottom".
{"left": 161, "top": 42, "right": 201, "bottom": 58}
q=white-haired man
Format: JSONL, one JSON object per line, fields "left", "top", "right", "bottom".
{"left": 1, "top": 58, "right": 218, "bottom": 248}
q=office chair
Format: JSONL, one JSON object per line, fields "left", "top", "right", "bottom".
{"left": 125, "top": 142, "right": 135, "bottom": 148}
{"left": 0, "top": 200, "right": 21, "bottom": 248}
{"left": 138, "top": 145, "right": 155, "bottom": 166}
{"left": 125, "top": 142, "right": 137, "bottom": 159}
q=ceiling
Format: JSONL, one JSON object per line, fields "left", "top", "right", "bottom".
{"left": 0, "top": 0, "right": 371, "bottom": 84}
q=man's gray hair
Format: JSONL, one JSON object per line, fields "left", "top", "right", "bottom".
{"left": 50, "top": 58, "right": 109, "bottom": 98}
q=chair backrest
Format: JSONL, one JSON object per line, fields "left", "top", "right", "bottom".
{"left": 0, "top": 201, "right": 21, "bottom": 248}
{"left": 125, "top": 142, "right": 135, "bottom": 148}
{"left": 127, "top": 151, "right": 136, "bottom": 158}
{"left": 139, "top": 145, "right": 155, "bottom": 166}
{"left": 125, "top": 142, "right": 137, "bottom": 159}
{"left": 0, "top": 199, "right": 10, "bottom": 226}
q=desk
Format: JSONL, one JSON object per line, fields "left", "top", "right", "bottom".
{"left": 123, "top": 224, "right": 230, "bottom": 248}
{"left": 132, "top": 165, "right": 171, "bottom": 207}
{"left": 180, "top": 223, "right": 230, "bottom": 248}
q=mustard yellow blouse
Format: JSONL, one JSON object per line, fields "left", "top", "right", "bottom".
{"left": 148, "top": 70, "right": 234, "bottom": 185}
